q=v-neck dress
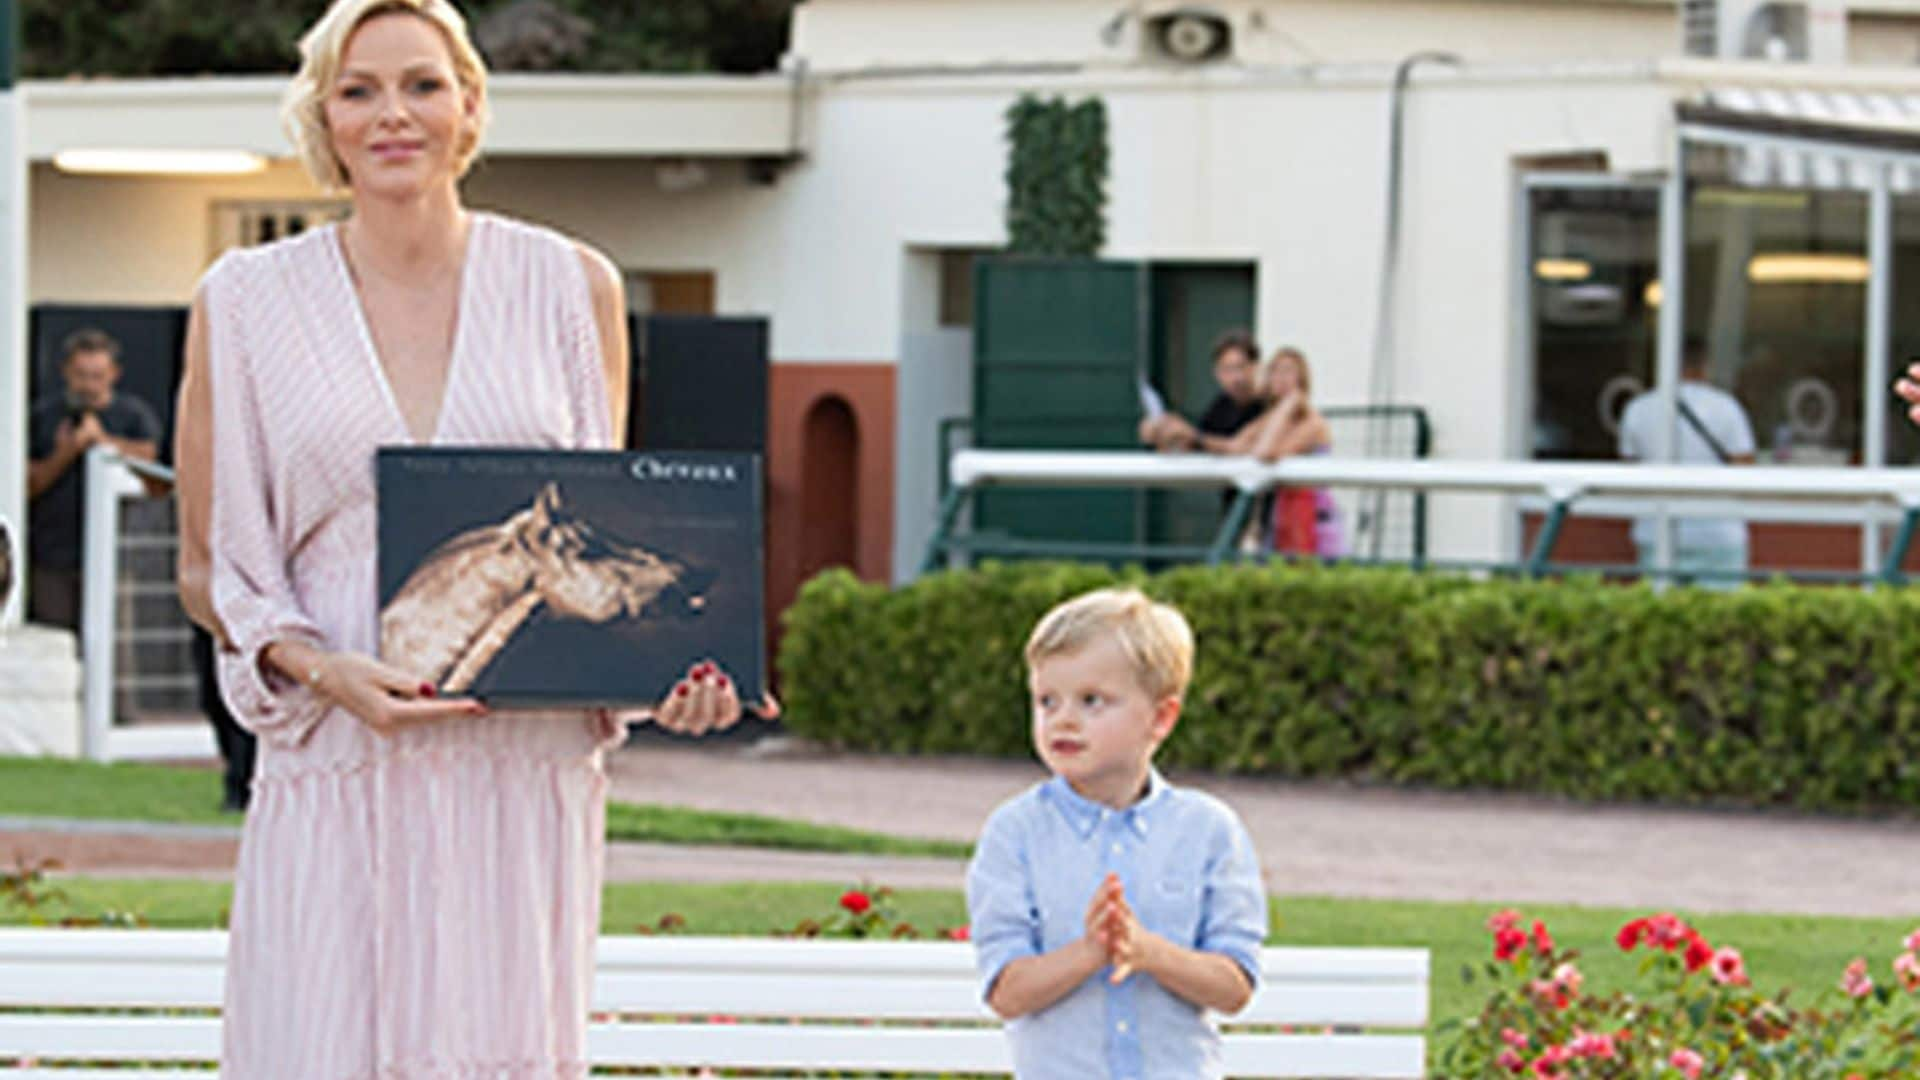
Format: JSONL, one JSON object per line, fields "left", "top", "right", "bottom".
{"left": 202, "top": 212, "right": 625, "bottom": 1079}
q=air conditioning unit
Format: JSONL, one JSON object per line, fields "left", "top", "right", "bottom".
{"left": 1141, "top": 6, "right": 1234, "bottom": 65}
{"left": 1680, "top": 0, "right": 1848, "bottom": 64}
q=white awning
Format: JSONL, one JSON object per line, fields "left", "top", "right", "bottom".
{"left": 1692, "top": 86, "right": 1920, "bottom": 190}
{"left": 23, "top": 74, "right": 802, "bottom": 162}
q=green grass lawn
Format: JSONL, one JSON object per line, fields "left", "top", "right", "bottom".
{"left": 9, "top": 877, "right": 1910, "bottom": 1034}
{"left": 0, "top": 756, "right": 969, "bottom": 859}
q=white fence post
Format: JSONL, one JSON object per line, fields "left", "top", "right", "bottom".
{"left": 80, "top": 447, "right": 126, "bottom": 761}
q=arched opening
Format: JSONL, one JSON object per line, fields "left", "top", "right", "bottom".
{"left": 799, "top": 395, "right": 859, "bottom": 581}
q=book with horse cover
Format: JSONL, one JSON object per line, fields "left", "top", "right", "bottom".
{"left": 376, "top": 448, "right": 765, "bottom": 707}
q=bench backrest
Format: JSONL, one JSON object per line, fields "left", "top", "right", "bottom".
{"left": 0, "top": 929, "right": 1427, "bottom": 1078}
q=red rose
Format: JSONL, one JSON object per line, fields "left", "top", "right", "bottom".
{"left": 1684, "top": 936, "right": 1714, "bottom": 974}
{"left": 1531, "top": 920, "right": 1555, "bottom": 956}
{"left": 1616, "top": 918, "right": 1648, "bottom": 952}
{"left": 1495, "top": 926, "right": 1528, "bottom": 962}
{"left": 839, "top": 890, "right": 872, "bottom": 915}
{"left": 945, "top": 925, "right": 971, "bottom": 942}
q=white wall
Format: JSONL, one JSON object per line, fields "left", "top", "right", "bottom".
{"left": 793, "top": 0, "right": 1679, "bottom": 71}
{"left": 29, "top": 161, "right": 325, "bottom": 304}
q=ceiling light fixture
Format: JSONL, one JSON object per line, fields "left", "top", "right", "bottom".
{"left": 53, "top": 149, "right": 269, "bottom": 177}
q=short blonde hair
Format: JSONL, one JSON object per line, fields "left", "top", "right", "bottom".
{"left": 281, "top": 0, "right": 490, "bottom": 192}
{"left": 1025, "top": 587, "right": 1195, "bottom": 700}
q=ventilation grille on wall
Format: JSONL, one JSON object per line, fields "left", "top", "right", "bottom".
{"left": 1683, "top": 0, "right": 1721, "bottom": 56}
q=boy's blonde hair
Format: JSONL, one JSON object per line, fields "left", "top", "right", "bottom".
{"left": 1024, "top": 587, "right": 1194, "bottom": 700}
{"left": 281, "top": 0, "right": 491, "bottom": 192}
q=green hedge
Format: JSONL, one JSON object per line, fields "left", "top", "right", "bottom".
{"left": 777, "top": 562, "right": 1920, "bottom": 812}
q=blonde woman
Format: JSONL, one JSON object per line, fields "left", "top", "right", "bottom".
{"left": 173, "top": 2, "right": 754, "bottom": 1074}
{"left": 1217, "top": 348, "right": 1343, "bottom": 557}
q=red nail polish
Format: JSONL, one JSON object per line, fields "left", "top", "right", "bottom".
{"left": 419, "top": 683, "right": 436, "bottom": 698}
{"left": 675, "top": 684, "right": 691, "bottom": 698}
{"left": 716, "top": 675, "right": 730, "bottom": 690}
{"left": 696, "top": 661, "right": 715, "bottom": 677}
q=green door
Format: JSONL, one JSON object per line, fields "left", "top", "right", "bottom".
{"left": 972, "top": 258, "right": 1149, "bottom": 554}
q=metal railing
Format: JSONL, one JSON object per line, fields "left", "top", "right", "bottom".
{"left": 921, "top": 450, "right": 1920, "bottom": 584}
{"left": 80, "top": 448, "right": 208, "bottom": 762}
{"left": 935, "top": 404, "right": 1435, "bottom": 566}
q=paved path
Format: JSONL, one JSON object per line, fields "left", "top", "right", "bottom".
{"left": 12, "top": 740, "right": 1920, "bottom": 916}
{"left": 606, "top": 741, "right": 1920, "bottom": 918}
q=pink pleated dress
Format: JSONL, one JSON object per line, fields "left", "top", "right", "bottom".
{"left": 203, "top": 212, "right": 626, "bottom": 1079}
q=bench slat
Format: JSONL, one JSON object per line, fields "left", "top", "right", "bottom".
{"left": 1223, "top": 1034, "right": 1427, "bottom": 1079}
{"left": 0, "top": 1019, "right": 1423, "bottom": 1078}
{"left": 587, "top": 1023, "right": 1422, "bottom": 1077}
{"left": 593, "top": 972, "right": 1426, "bottom": 1027}
{"left": 10, "top": 1072, "right": 209, "bottom": 1079}
{"left": 0, "top": 1016, "right": 220, "bottom": 1061}
{"left": 0, "top": 931, "right": 1427, "bottom": 1027}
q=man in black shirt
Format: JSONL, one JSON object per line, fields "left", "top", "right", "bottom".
{"left": 1139, "top": 328, "right": 1265, "bottom": 452}
{"left": 26, "top": 328, "right": 161, "bottom": 630}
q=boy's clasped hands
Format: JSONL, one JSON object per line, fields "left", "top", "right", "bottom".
{"left": 1084, "top": 871, "right": 1155, "bottom": 985}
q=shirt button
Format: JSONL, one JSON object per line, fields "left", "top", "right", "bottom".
{"left": 1116, "top": 1020, "right": 1129, "bottom": 1033}
{"left": 1111, "top": 841, "right": 1124, "bottom": 855}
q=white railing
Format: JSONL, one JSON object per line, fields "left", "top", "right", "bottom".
{"left": 928, "top": 449, "right": 1920, "bottom": 578}
{"left": 80, "top": 448, "right": 207, "bottom": 763}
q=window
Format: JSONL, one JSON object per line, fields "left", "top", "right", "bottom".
{"left": 210, "top": 199, "right": 349, "bottom": 257}
{"left": 1526, "top": 178, "right": 1920, "bottom": 466}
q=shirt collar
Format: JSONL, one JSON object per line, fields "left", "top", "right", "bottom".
{"left": 1041, "top": 769, "right": 1170, "bottom": 840}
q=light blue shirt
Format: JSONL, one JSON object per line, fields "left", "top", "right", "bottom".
{"left": 966, "top": 770, "right": 1269, "bottom": 1080}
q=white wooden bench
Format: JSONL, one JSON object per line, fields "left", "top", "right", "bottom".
{"left": 0, "top": 929, "right": 1427, "bottom": 1077}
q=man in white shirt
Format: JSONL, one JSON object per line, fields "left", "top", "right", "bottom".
{"left": 1617, "top": 341, "right": 1757, "bottom": 589}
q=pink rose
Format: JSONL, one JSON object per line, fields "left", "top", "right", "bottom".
{"left": 1669, "top": 1048, "right": 1704, "bottom": 1080}
{"left": 1487, "top": 908, "right": 1523, "bottom": 933}
{"left": 1841, "top": 957, "right": 1874, "bottom": 998}
{"left": 1894, "top": 950, "right": 1920, "bottom": 992}
{"left": 1711, "top": 946, "right": 1749, "bottom": 987}
{"left": 1905, "top": 927, "right": 1920, "bottom": 953}
{"left": 1648, "top": 912, "right": 1691, "bottom": 951}
{"left": 1551, "top": 962, "right": 1584, "bottom": 997}
{"left": 1567, "top": 1030, "right": 1616, "bottom": 1059}
{"left": 1496, "top": 1048, "right": 1527, "bottom": 1073}
{"left": 1500, "top": 1027, "right": 1530, "bottom": 1050}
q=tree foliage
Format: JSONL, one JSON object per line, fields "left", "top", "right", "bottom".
{"left": 21, "top": 0, "right": 798, "bottom": 78}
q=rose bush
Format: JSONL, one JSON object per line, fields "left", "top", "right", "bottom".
{"left": 1439, "top": 909, "right": 1920, "bottom": 1078}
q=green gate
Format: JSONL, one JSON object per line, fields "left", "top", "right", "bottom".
{"left": 971, "top": 258, "right": 1150, "bottom": 554}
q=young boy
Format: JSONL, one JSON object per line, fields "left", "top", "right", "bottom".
{"left": 966, "top": 587, "right": 1269, "bottom": 1079}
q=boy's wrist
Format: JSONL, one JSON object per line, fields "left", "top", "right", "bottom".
{"left": 1072, "top": 934, "right": 1108, "bottom": 973}
{"left": 1133, "top": 929, "right": 1171, "bottom": 977}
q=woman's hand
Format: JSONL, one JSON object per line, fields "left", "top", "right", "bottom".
{"left": 1896, "top": 363, "right": 1920, "bottom": 425}
{"left": 268, "top": 641, "right": 486, "bottom": 736}
{"left": 600, "top": 660, "right": 780, "bottom": 737}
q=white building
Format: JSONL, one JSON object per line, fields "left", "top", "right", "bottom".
{"left": 8, "top": 0, "right": 1920, "bottom": 750}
